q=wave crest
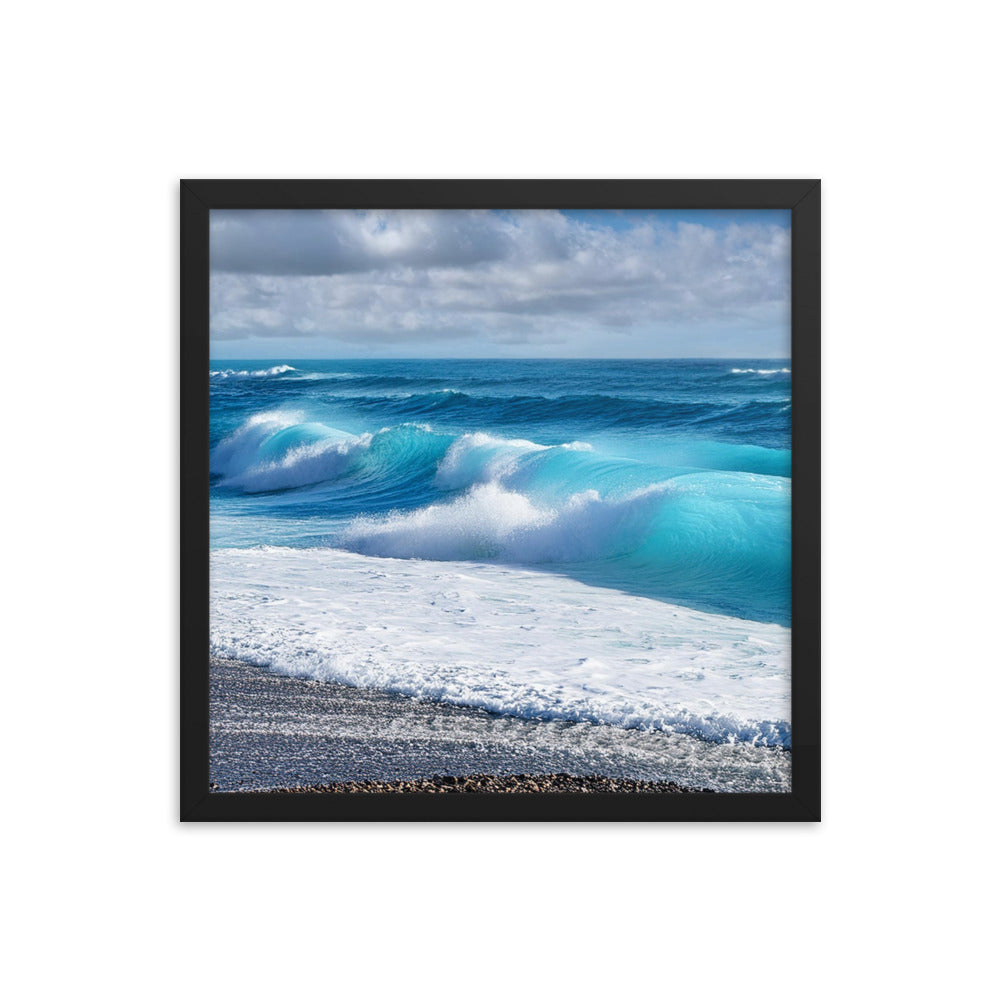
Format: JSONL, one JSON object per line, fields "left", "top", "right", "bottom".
{"left": 342, "top": 480, "right": 671, "bottom": 563}
{"left": 434, "top": 432, "right": 592, "bottom": 492}
{"left": 210, "top": 364, "right": 296, "bottom": 379}
{"left": 210, "top": 412, "right": 449, "bottom": 493}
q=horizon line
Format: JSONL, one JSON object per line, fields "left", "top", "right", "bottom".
{"left": 208, "top": 356, "right": 793, "bottom": 363}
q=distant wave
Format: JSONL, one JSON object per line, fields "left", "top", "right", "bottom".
{"left": 343, "top": 389, "right": 793, "bottom": 437}
{"left": 210, "top": 364, "right": 296, "bottom": 379}
{"left": 730, "top": 367, "right": 790, "bottom": 375}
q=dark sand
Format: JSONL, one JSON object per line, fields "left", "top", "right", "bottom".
{"left": 210, "top": 657, "right": 791, "bottom": 793}
{"left": 260, "top": 774, "right": 710, "bottom": 794}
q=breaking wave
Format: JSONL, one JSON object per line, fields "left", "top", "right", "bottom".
{"left": 209, "top": 364, "right": 297, "bottom": 379}
{"left": 210, "top": 412, "right": 790, "bottom": 622}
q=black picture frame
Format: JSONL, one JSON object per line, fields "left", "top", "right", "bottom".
{"left": 181, "top": 179, "right": 820, "bottom": 822}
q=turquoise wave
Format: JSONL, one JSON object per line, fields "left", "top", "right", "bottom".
{"left": 209, "top": 409, "right": 790, "bottom": 624}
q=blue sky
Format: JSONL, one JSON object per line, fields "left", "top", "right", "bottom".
{"left": 210, "top": 209, "right": 791, "bottom": 359}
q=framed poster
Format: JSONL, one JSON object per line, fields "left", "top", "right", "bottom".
{"left": 181, "top": 180, "right": 820, "bottom": 821}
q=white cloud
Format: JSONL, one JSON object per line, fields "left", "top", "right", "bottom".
{"left": 210, "top": 209, "right": 790, "bottom": 357}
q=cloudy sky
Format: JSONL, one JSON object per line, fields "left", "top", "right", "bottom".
{"left": 210, "top": 209, "right": 790, "bottom": 359}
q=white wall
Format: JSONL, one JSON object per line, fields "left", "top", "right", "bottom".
{"left": 5, "top": 2, "right": 994, "bottom": 996}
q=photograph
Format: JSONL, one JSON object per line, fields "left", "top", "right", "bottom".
{"left": 204, "top": 201, "right": 800, "bottom": 801}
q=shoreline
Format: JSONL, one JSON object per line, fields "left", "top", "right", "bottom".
{"left": 211, "top": 547, "right": 792, "bottom": 749}
{"left": 210, "top": 657, "right": 791, "bottom": 793}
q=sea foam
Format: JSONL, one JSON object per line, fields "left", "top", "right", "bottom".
{"left": 210, "top": 547, "right": 791, "bottom": 747}
{"left": 209, "top": 364, "right": 296, "bottom": 378}
{"left": 341, "top": 480, "right": 671, "bottom": 563}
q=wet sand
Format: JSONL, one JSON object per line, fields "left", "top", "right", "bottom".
{"left": 210, "top": 657, "right": 791, "bottom": 793}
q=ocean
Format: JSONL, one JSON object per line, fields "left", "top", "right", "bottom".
{"left": 209, "top": 359, "right": 792, "bottom": 779}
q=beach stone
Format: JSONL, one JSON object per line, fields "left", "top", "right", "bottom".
{"left": 256, "top": 772, "right": 713, "bottom": 794}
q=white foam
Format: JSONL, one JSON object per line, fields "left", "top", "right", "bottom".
{"left": 730, "top": 367, "right": 791, "bottom": 375}
{"left": 210, "top": 364, "right": 296, "bottom": 378}
{"left": 210, "top": 411, "right": 301, "bottom": 475}
{"left": 435, "top": 432, "right": 592, "bottom": 491}
{"left": 341, "top": 480, "right": 669, "bottom": 562}
{"left": 210, "top": 547, "right": 791, "bottom": 747}
{"left": 229, "top": 434, "right": 372, "bottom": 492}
{"left": 210, "top": 411, "right": 366, "bottom": 491}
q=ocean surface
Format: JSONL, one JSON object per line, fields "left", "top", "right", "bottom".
{"left": 209, "top": 359, "right": 792, "bottom": 783}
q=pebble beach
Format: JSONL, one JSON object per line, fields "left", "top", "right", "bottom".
{"left": 210, "top": 657, "right": 790, "bottom": 793}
